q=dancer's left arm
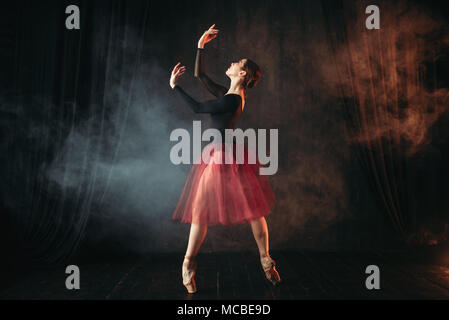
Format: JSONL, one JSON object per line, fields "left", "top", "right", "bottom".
{"left": 172, "top": 84, "right": 238, "bottom": 114}
{"left": 170, "top": 61, "right": 237, "bottom": 114}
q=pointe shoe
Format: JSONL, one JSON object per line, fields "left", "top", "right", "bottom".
{"left": 182, "top": 256, "right": 198, "bottom": 293}
{"left": 260, "top": 254, "right": 281, "bottom": 286}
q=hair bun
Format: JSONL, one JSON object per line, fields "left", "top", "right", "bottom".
{"left": 242, "top": 59, "right": 261, "bottom": 90}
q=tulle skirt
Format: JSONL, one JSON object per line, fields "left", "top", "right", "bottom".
{"left": 172, "top": 142, "right": 276, "bottom": 226}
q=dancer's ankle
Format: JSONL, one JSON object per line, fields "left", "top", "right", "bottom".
{"left": 184, "top": 255, "right": 196, "bottom": 262}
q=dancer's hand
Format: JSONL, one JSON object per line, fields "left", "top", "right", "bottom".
{"left": 198, "top": 24, "right": 219, "bottom": 49}
{"left": 170, "top": 62, "right": 186, "bottom": 89}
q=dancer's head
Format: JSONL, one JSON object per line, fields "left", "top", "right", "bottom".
{"left": 226, "top": 58, "right": 261, "bottom": 94}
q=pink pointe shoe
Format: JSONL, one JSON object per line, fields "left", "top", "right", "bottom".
{"left": 260, "top": 254, "right": 281, "bottom": 286}
{"left": 182, "top": 256, "right": 198, "bottom": 293}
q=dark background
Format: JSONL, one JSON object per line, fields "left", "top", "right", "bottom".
{"left": 1, "top": 0, "right": 449, "bottom": 268}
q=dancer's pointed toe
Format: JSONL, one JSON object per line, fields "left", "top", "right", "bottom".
{"left": 182, "top": 256, "right": 198, "bottom": 293}
{"left": 260, "top": 255, "right": 282, "bottom": 286}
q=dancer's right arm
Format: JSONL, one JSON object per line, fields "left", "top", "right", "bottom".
{"left": 195, "top": 24, "right": 227, "bottom": 98}
{"left": 194, "top": 48, "right": 227, "bottom": 98}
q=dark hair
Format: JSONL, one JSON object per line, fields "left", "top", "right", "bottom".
{"left": 242, "top": 59, "right": 261, "bottom": 92}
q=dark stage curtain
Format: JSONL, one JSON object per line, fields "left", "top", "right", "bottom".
{"left": 322, "top": 0, "right": 449, "bottom": 243}
{"left": 1, "top": 0, "right": 152, "bottom": 264}
{"left": 2, "top": 0, "right": 449, "bottom": 267}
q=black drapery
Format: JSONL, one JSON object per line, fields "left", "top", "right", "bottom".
{"left": 2, "top": 0, "right": 449, "bottom": 267}
{"left": 322, "top": 0, "right": 449, "bottom": 243}
{"left": 1, "top": 0, "right": 152, "bottom": 264}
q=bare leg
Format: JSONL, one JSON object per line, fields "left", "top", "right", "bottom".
{"left": 182, "top": 223, "right": 207, "bottom": 293}
{"left": 185, "top": 223, "right": 208, "bottom": 258}
{"left": 250, "top": 217, "right": 270, "bottom": 258}
{"left": 250, "top": 216, "right": 281, "bottom": 285}
{"left": 185, "top": 161, "right": 212, "bottom": 259}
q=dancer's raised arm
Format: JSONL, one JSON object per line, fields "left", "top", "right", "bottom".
{"left": 170, "top": 61, "right": 239, "bottom": 114}
{"left": 195, "top": 24, "right": 228, "bottom": 98}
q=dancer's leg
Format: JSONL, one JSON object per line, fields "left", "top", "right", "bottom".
{"left": 250, "top": 216, "right": 281, "bottom": 285}
{"left": 183, "top": 223, "right": 206, "bottom": 293}
{"left": 185, "top": 223, "right": 208, "bottom": 258}
{"left": 250, "top": 217, "right": 270, "bottom": 257}
{"left": 185, "top": 161, "right": 213, "bottom": 259}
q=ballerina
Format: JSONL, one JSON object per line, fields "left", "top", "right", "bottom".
{"left": 169, "top": 24, "right": 281, "bottom": 294}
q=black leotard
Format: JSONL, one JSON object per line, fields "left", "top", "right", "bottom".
{"left": 173, "top": 48, "right": 243, "bottom": 137}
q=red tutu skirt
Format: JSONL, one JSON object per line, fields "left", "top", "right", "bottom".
{"left": 172, "top": 142, "right": 276, "bottom": 226}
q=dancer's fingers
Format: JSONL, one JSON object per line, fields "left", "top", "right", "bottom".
{"left": 172, "top": 62, "right": 181, "bottom": 73}
{"left": 176, "top": 68, "right": 186, "bottom": 76}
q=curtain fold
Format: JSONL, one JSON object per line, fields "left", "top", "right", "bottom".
{"left": 5, "top": 0, "right": 151, "bottom": 264}
{"left": 322, "top": 0, "right": 449, "bottom": 243}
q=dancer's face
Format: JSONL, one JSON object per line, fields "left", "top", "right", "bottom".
{"left": 226, "top": 58, "right": 247, "bottom": 79}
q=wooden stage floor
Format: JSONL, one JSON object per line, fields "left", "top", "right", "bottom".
{"left": 2, "top": 250, "right": 449, "bottom": 300}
